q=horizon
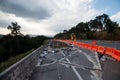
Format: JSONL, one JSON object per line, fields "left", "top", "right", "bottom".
{"left": 0, "top": 0, "right": 120, "bottom": 36}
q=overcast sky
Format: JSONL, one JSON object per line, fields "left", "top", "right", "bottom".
{"left": 0, "top": 0, "right": 120, "bottom": 36}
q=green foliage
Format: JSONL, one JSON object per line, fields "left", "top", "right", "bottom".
{"left": 31, "top": 36, "right": 48, "bottom": 48}
{"left": 54, "top": 13, "right": 119, "bottom": 40}
{"left": 0, "top": 22, "right": 48, "bottom": 63}
{"left": 0, "top": 35, "right": 48, "bottom": 63}
{"left": 86, "top": 32, "right": 94, "bottom": 39}
{"left": 54, "top": 32, "right": 64, "bottom": 39}
{"left": 76, "top": 22, "right": 90, "bottom": 33}
{"left": 106, "top": 19, "right": 119, "bottom": 33}
{"left": 0, "top": 49, "right": 34, "bottom": 72}
{"left": 7, "top": 22, "right": 22, "bottom": 36}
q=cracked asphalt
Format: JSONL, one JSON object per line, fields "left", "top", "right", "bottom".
{"left": 29, "top": 41, "right": 102, "bottom": 80}
{"left": 29, "top": 40, "right": 120, "bottom": 80}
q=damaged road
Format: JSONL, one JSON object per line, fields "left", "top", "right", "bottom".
{"left": 30, "top": 41, "right": 102, "bottom": 80}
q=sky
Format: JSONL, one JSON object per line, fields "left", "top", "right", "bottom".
{"left": 0, "top": 0, "right": 120, "bottom": 36}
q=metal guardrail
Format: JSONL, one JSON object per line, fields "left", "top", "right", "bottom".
{"left": 0, "top": 46, "right": 44, "bottom": 80}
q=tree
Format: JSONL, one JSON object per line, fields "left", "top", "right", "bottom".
{"left": 89, "top": 20, "right": 98, "bottom": 32}
{"left": 7, "top": 22, "right": 21, "bottom": 36}
{"left": 106, "top": 19, "right": 119, "bottom": 33}
{"left": 54, "top": 13, "right": 119, "bottom": 40}
{"left": 7, "top": 22, "right": 23, "bottom": 56}
{"left": 63, "top": 30, "right": 68, "bottom": 33}
{"left": 76, "top": 22, "right": 90, "bottom": 33}
{"left": 84, "top": 22, "right": 90, "bottom": 32}
{"left": 95, "top": 14, "right": 109, "bottom": 30}
{"left": 0, "top": 46, "right": 6, "bottom": 62}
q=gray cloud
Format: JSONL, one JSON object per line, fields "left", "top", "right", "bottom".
{"left": 0, "top": 0, "right": 106, "bottom": 36}
{"left": 0, "top": 19, "right": 9, "bottom": 28}
{"left": 0, "top": 0, "right": 52, "bottom": 19}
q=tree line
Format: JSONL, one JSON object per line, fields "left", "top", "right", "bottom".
{"left": 54, "top": 14, "right": 120, "bottom": 40}
{"left": 0, "top": 22, "right": 48, "bottom": 63}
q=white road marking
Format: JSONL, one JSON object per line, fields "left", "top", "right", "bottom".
{"left": 40, "top": 61, "right": 56, "bottom": 67}
{"left": 78, "top": 49, "right": 101, "bottom": 69}
{"left": 60, "top": 50, "right": 83, "bottom": 80}
{"left": 94, "top": 52, "right": 102, "bottom": 70}
{"left": 78, "top": 49, "right": 102, "bottom": 80}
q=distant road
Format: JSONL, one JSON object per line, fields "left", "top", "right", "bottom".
{"left": 77, "top": 40, "right": 120, "bottom": 50}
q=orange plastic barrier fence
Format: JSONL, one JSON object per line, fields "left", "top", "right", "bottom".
{"left": 105, "top": 48, "right": 115, "bottom": 56}
{"left": 82, "top": 44, "right": 86, "bottom": 48}
{"left": 76, "top": 42, "right": 80, "bottom": 46}
{"left": 97, "top": 46, "right": 105, "bottom": 54}
{"left": 92, "top": 45, "right": 98, "bottom": 51}
{"left": 92, "top": 40, "right": 97, "bottom": 45}
{"left": 112, "top": 50, "right": 120, "bottom": 61}
{"left": 56, "top": 40, "right": 120, "bottom": 62}
{"left": 87, "top": 44, "right": 92, "bottom": 50}
{"left": 74, "top": 42, "right": 78, "bottom": 46}
{"left": 84, "top": 44, "right": 89, "bottom": 48}
{"left": 77, "top": 43, "right": 83, "bottom": 47}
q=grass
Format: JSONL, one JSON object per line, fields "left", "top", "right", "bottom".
{"left": 43, "top": 39, "right": 49, "bottom": 45}
{"left": 0, "top": 49, "right": 34, "bottom": 73}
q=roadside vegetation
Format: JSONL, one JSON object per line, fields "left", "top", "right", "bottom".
{"left": 0, "top": 22, "right": 49, "bottom": 72}
{"left": 0, "top": 49, "right": 34, "bottom": 72}
{"left": 54, "top": 14, "right": 120, "bottom": 40}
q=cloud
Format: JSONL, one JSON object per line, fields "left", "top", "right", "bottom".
{"left": 0, "top": 0, "right": 107, "bottom": 36}
{"left": 0, "top": 0, "right": 52, "bottom": 19}
{"left": 0, "top": 27, "right": 10, "bottom": 35}
{"left": 110, "top": 11, "right": 120, "bottom": 25}
{"left": 0, "top": 11, "right": 13, "bottom": 28}
{"left": 40, "top": 0, "right": 106, "bottom": 33}
{"left": 0, "top": 10, "right": 56, "bottom": 36}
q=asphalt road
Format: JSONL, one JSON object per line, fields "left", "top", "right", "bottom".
{"left": 77, "top": 40, "right": 120, "bottom": 80}
{"left": 78, "top": 40, "right": 120, "bottom": 50}
{"left": 100, "top": 56, "right": 120, "bottom": 80}
{"left": 30, "top": 44, "right": 102, "bottom": 80}
{"left": 29, "top": 40, "right": 120, "bottom": 80}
